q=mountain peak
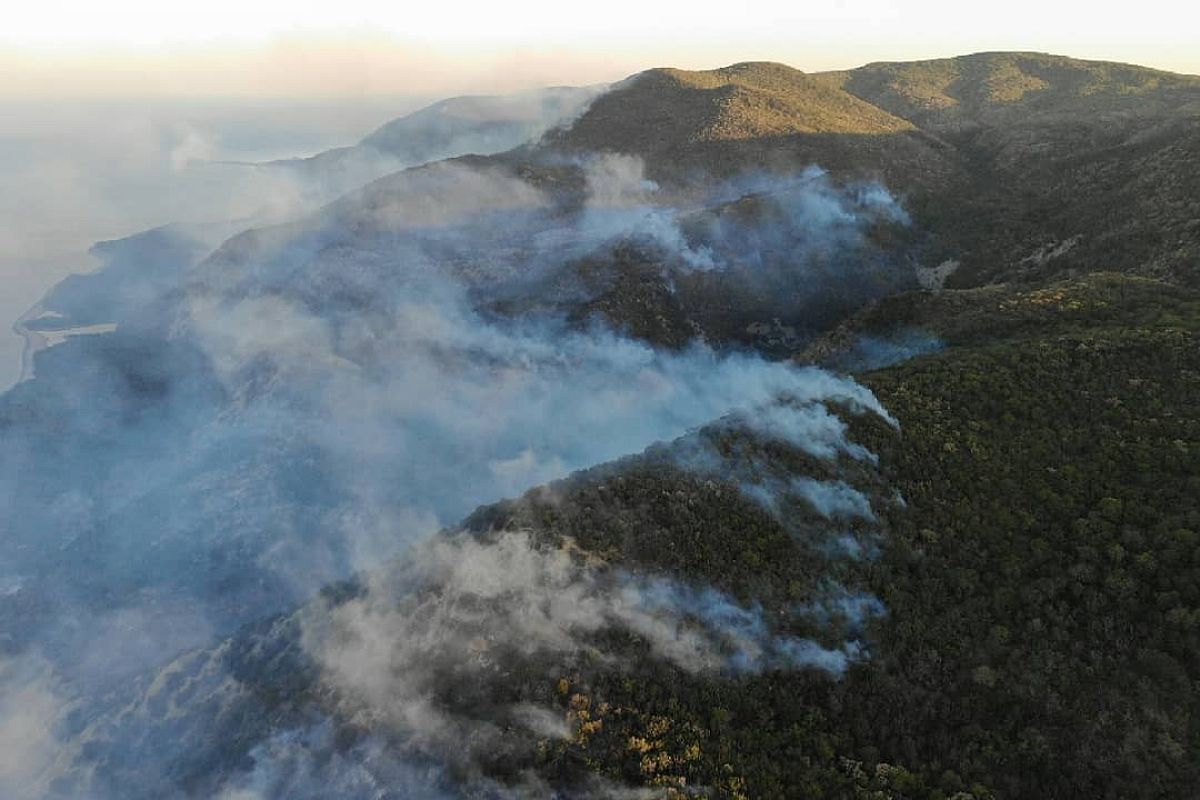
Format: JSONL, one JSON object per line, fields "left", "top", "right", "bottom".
{"left": 549, "top": 60, "right": 916, "bottom": 166}
{"left": 650, "top": 60, "right": 808, "bottom": 89}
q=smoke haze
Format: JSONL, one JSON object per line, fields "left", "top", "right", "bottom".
{"left": 0, "top": 96, "right": 432, "bottom": 388}
{"left": 0, "top": 80, "right": 920, "bottom": 796}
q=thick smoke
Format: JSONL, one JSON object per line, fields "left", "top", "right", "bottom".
{"left": 0, "top": 97, "right": 434, "bottom": 388}
{"left": 730, "top": 387, "right": 894, "bottom": 462}
{"left": 1, "top": 124, "right": 913, "bottom": 797}
{"left": 567, "top": 156, "right": 911, "bottom": 280}
{"left": 274, "top": 527, "right": 876, "bottom": 794}
{"left": 178, "top": 281, "right": 893, "bottom": 595}
{"left": 0, "top": 655, "right": 72, "bottom": 800}
{"left": 268, "top": 86, "right": 606, "bottom": 206}
{"left": 214, "top": 723, "right": 455, "bottom": 800}
{"left": 568, "top": 153, "right": 717, "bottom": 271}
{"left": 663, "top": 387, "right": 895, "bottom": 558}
{"left": 304, "top": 529, "right": 860, "bottom": 690}
{"left": 3, "top": 88, "right": 604, "bottom": 389}
{"left": 791, "top": 477, "right": 879, "bottom": 521}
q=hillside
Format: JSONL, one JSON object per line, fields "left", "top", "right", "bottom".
{"left": 61, "top": 274, "right": 1200, "bottom": 800}
{"left": 4, "top": 51, "right": 1200, "bottom": 800}
{"left": 548, "top": 54, "right": 1200, "bottom": 288}
{"left": 547, "top": 62, "right": 958, "bottom": 191}
{"left": 818, "top": 53, "right": 1200, "bottom": 287}
{"left": 555, "top": 62, "right": 916, "bottom": 146}
{"left": 820, "top": 52, "right": 1200, "bottom": 131}
{"left": 468, "top": 276, "right": 1200, "bottom": 799}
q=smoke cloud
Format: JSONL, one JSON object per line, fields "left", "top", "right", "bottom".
{"left": 291, "top": 524, "right": 877, "bottom": 793}
{"left": 0, "top": 91, "right": 914, "bottom": 797}
{"left": 0, "top": 656, "right": 72, "bottom": 800}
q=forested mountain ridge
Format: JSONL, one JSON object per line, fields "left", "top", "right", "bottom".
{"left": 64, "top": 275, "right": 1200, "bottom": 799}
{"left": 551, "top": 53, "right": 1200, "bottom": 289}
{"left": 4, "top": 52, "right": 1200, "bottom": 800}
{"left": 821, "top": 52, "right": 1200, "bottom": 130}
{"left": 820, "top": 53, "right": 1200, "bottom": 288}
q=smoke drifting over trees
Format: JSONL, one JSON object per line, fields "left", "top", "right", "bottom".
{"left": 0, "top": 78, "right": 924, "bottom": 799}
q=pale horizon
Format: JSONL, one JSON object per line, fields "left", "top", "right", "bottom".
{"left": 3, "top": 0, "right": 1198, "bottom": 99}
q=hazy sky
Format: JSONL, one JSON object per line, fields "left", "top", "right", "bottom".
{"left": 0, "top": 97, "right": 427, "bottom": 389}
{"left": 2, "top": 0, "right": 1197, "bottom": 98}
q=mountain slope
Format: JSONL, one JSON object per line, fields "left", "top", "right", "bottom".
{"left": 63, "top": 274, "right": 1200, "bottom": 800}
{"left": 819, "top": 52, "right": 1200, "bottom": 132}
{"left": 556, "top": 62, "right": 916, "bottom": 146}
{"left": 546, "top": 53, "right": 1200, "bottom": 288}
{"left": 548, "top": 62, "right": 959, "bottom": 191}
{"left": 816, "top": 53, "right": 1200, "bottom": 286}
{"left": 6, "top": 51, "right": 1200, "bottom": 800}
{"left": 264, "top": 86, "right": 603, "bottom": 203}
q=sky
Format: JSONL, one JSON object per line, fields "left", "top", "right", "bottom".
{"left": 1, "top": 0, "right": 1198, "bottom": 98}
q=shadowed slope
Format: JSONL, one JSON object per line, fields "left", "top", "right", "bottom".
{"left": 809, "top": 53, "right": 1200, "bottom": 286}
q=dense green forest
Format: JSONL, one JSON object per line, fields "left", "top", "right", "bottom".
{"left": 447, "top": 274, "right": 1200, "bottom": 798}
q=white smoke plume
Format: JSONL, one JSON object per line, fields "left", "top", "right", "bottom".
{"left": 0, "top": 129, "right": 914, "bottom": 798}
{"left": 0, "top": 656, "right": 73, "bottom": 800}
{"left": 296, "top": 529, "right": 870, "bottom": 789}
{"left": 791, "top": 477, "right": 878, "bottom": 521}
